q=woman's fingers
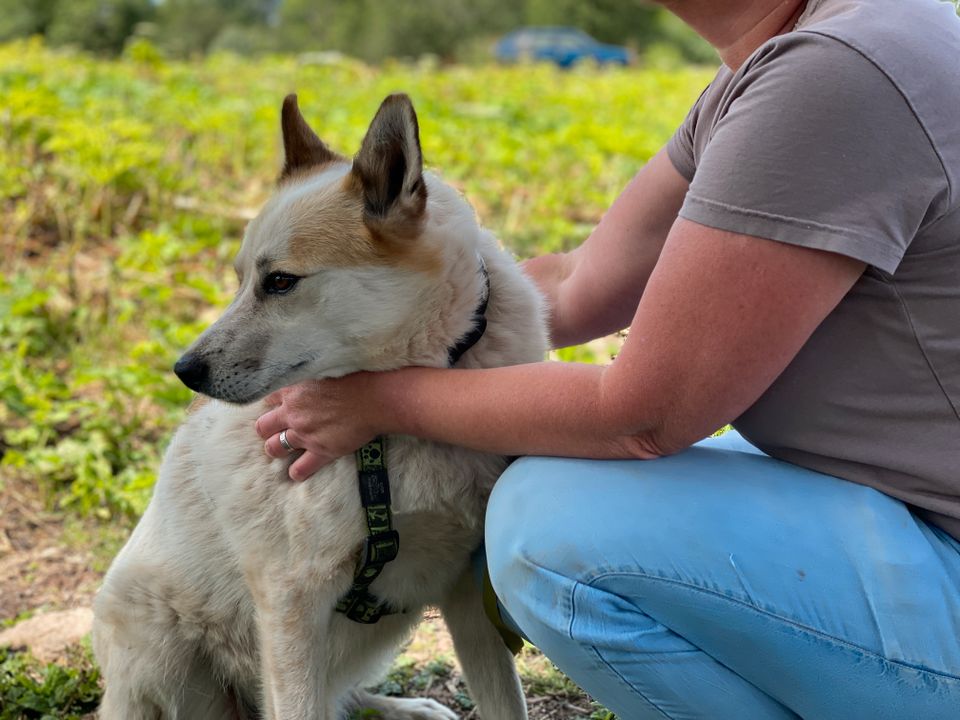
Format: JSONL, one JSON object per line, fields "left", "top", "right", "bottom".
{"left": 264, "top": 389, "right": 284, "bottom": 407}
{"left": 264, "top": 427, "right": 303, "bottom": 459}
{"left": 255, "top": 406, "right": 286, "bottom": 440}
{"left": 289, "top": 451, "right": 327, "bottom": 482}
{"left": 263, "top": 427, "right": 329, "bottom": 478}
{"left": 253, "top": 377, "right": 371, "bottom": 480}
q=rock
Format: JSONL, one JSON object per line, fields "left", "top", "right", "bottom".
{"left": 0, "top": 607, "right": 93, "bottom": 663}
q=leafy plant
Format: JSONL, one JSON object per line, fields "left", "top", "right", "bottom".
{"left": 0, "top": 647, "right": 101, "bottom": 720}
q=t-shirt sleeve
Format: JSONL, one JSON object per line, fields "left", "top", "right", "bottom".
{"left": 667, "top": 81, "right": 713, "bottom": 183}
{"left": 679, "top": 33, "right": 947, "bottom": 274}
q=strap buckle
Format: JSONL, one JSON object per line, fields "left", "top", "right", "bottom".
{"left": 340, "top": 590, "right": 390, "bottom": 624}
{"left": 360, "top": 529, "right": 400, "bottom": 567}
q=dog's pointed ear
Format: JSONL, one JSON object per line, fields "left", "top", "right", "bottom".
{"left": 280, "top": 94, "right": 338, "bottom": 181}
{"left": 350, "top": 93, "right": 427, "bottom": 237}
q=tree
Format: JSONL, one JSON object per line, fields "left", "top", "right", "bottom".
{"left": 523, "top": 0, "right": 662, "bottom": 46}
{"left": 45, "top": 0, "right": 154, "bottom": 55}
{"left": 0, "top": 0, "right": 716, "bottom": 63}
{"left": 0, "top": 0, "right": 59, "bottom": 42}
{"left": 155, "top": 0, "right": 277, "bottom": 57}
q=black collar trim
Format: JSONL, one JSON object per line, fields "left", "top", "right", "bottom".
{"left": 446, "top": 256, "right": 490, "bottom": 367}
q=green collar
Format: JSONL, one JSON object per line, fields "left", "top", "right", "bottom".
{"left": 335, "top": 436, "right": 400, "bottom": 623}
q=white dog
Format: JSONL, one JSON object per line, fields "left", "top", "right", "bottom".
{"left": 92, "top": 93, "right": 547, "bottom": 720}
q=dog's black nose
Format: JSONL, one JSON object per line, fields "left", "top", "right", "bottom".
{"left": 174, "top": 353, "right": 209, "bottom": 391}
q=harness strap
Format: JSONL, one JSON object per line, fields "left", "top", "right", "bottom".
{"left": 335, "top": 436, "right": 400, "bottom": 623}
{"left": 482, "top": 562, "right": 525, "bottom": 656}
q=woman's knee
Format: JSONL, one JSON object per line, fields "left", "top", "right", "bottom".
{"left": 486, "top": 458, "right": 547, "bottom": 577}
{"left": 485, "top": 457, "right": 581, "bottom": 621}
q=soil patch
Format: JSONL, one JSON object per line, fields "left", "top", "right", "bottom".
{"left": 0, "top": 479, "right": 103, "bottom": 625}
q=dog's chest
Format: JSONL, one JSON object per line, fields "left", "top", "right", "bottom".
{"left": 192, "top": 407, "right": 504, "bottom": 563}
{"left": 386, "top": 437, "right": 508, "bottom": 515}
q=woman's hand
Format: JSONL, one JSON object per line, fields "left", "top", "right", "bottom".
{"left": 254, "top": 372, "right": 382, "bottom": 481}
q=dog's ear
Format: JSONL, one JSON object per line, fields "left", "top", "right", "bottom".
{"left": 280, "top": 94, "right": 338, "bottom": 181}
{"left": 350, "top": 93, "right": 427, "bottom": 238}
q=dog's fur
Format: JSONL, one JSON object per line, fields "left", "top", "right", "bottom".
{"left": 92, "top": 94, "right": 547, "bottom": 720}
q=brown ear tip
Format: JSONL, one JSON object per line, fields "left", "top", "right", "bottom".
{"left": 282, "top": 93, "right": 299, "bottom": 113}
{"left": 382, "top": 92, "right": 414, "bottom": 111}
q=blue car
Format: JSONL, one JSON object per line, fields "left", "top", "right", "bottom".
{"left": 495, "top": 27, "right": 632, "bottom": 68}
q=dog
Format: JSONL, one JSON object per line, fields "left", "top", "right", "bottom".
{"left": 91, "top": 92, "right": 547, "bottom": 720}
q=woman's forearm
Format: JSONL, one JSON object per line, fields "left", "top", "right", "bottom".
{"left": 375, "top": 361, "right": 658, "bottom": 460}
{"left": 520, "top": 149, "right": 690, "bottom": 350}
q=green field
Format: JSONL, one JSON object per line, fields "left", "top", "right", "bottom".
{"left": 1, "top": 39, "right": 713, "bottom": 519}
{"left": 0, "top": 40, "right": 713, "bottom": 716}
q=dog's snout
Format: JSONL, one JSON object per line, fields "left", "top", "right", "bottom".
{"left": 174, "top": 353, "right": 210, "bottom": 391}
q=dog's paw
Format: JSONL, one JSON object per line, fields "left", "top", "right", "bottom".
{"left": 379, "top": 697, "right": 460, "bottom": 720}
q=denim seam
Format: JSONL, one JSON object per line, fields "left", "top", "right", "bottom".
{"left": 571, "top": 582, "right": 675, "bottom": 720}
{"left": 516, "top": 555, "right": 676, "bottom": 718}
{"left": 586, "top": 570, "right": 960, "bottom": 683}
{"left": 588, "top": 645, "right": 676, "bottom": 720}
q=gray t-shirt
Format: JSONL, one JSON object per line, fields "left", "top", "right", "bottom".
{"left": 667, "top": 0, "right": 960, "bottom": 539}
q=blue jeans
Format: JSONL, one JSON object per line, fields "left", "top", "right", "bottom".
{"left": 484, "top": 431, "right": 960, "bottom": 719}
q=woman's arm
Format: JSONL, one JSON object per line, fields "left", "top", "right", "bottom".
{"left": 522, "top": 147, "right": 689, "bottom": 349}
{"left": 257, "top": 217, "right": 864, "bottom": 480}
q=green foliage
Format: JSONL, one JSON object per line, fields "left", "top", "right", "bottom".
{"left": 0, "top": 40, "right": 712, "bottom": 519}
{"left": 277, "top": 0, "right": 488, "bottom": 61}
{"left": 376, "top": 656, "right": 455, "bottom": 696}
{"left": 0, "top": 0, "right": 714, "bottom": 64}
{"left": 372, "top": 657, "right": 477, "bottom": 713}
{"left": 589, "top": 707, "right": 618, "bottom": 720}
{"left": 0, "top": 0, "right": 154, "bottom": 54}
{"left": 155, "top": 0, "right": 274, "bottom": 58}
{"left": 44, "top": 0, "right": 154, "bottom": 55}
{"left": 0, "top": 646, "right": 101, "bottom": 720}
{"left": 521, "top": 0, "right": 715, "bottom": 64}
{"left": 0, "top": 0, "right": 58, "bottom": 42}
{"left": 346, "top": 709, "right": 384, "bottom": 720}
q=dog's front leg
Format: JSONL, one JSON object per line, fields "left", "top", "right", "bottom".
{"left": 254, "top": 576, "right": 339, "bottom": 720}
{"left": 440, "top": 567, "right": 528, "bottom": 720}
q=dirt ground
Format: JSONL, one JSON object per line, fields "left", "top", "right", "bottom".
{"left": 0, "top": 477, "right": 606, "bottom": 719}
{"left": 0, "top": 480, "right": 105, "bottom": 622}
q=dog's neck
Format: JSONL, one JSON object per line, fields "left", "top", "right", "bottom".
{"left": 446, "top": 256, "right": 490, "bottom": 367}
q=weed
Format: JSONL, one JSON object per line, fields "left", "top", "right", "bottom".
{"left": 0, "top": 645, "right": 101, "bottom": 720}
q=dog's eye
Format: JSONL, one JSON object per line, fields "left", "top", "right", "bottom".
{"left": 263, "top": 272, "right": 300, "bottom": 295}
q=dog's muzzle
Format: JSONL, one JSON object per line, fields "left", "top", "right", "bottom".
{"left": 173, "top": 353, "right": 210, "bottom": 392}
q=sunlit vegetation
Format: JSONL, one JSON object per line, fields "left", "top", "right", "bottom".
{"left": 0, "top": 39, "right": 713, "bottom": 518}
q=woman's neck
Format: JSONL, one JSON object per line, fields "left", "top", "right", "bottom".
{"left": 657, "top": 0, "right": 808, "bottom": 70}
